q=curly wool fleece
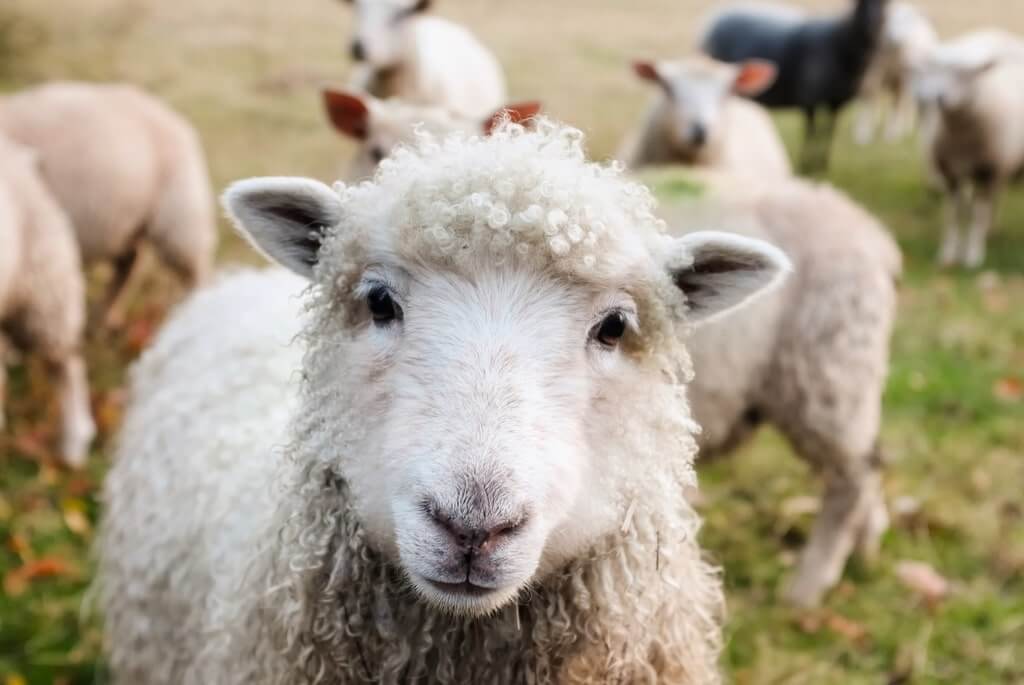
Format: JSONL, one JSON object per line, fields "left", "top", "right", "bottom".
{"left": 100, "top": 121, "right": 725, "bottom": 685}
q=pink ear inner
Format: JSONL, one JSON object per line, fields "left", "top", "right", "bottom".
{"left": 322, "top": 89, "right": 370, "bottom": 140}
{"left": 483, "top": 101, "right": 543, "bottom": 135}
{"left": 733, "top": 60, "right": 778, "bottom": 96}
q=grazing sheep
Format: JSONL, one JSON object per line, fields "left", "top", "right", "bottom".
{"left": 0, "top": 136, "right": 94, "bottom": 468}
{"left": 653, "top": 169, "right": 901, "bottom": 607}
{"left": 99, "top": 120, "right": 793, "bottom": 684}
{"left": 342, "top": 0, "right": 507, "bottom": 119}
{"left": 701, "top": 0, "right": 889, "bottom": 172}
{"left": 854, "top": 1, "right": 938, "bottom": 145}
{"left": 322, "top": 88, "right": 540, "bottom": 178}
{"left": 620, "top": 57, "right": 791, "bottom": 176}
{"left": 0, "top": 82, "right": 216, "bottom": 326}
{"left": 914, "top": 30, "right": 1024, "bottom": 268}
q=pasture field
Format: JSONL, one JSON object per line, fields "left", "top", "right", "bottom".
{"left": 1, "top": 1, "right": 1022, "bottom": 683}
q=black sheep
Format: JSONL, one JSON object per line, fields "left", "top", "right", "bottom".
{"left": 702, "top": 0, "right": 889, "bottom": 172}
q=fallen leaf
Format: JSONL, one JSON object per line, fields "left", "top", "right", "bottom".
{"left": 895, "top": 560, "right": 950, "bottom": 606}
{"left": 93, "top": 388, "right": 126, "bottom": 437}
{"left": 993, "top": 377, "right": 1023, "bottom": 403}
{"left": 3, "top": 557, "right": 74, "bottom": 597}
{"left": 826, "top": 612, "right": 869, "bottom": 644}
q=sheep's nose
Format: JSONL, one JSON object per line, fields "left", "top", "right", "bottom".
{"left": 690, "top": 123, "right": 708, "bottom": 146}
{"left": 350, "top": 40, "right": 366, "bottom": 62}
{"left": 426, "top": 503, "right": 527, "bottom": 556}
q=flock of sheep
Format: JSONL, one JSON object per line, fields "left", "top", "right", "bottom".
{"left": 0, "top": 0, "right": 1020, "bottom": 682}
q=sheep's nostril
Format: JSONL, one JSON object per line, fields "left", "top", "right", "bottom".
{"left": 691, "top": 123, "right": 708, "bottom": 146}
{"left": 350, "top": 40, "right": 366, "bottom": 62}
{"left": 423, "top": 500, "right": 529, "bottom": 555}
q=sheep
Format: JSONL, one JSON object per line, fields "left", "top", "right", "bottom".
{"left": 649, "top": 168, "right": 901, "bottom": 607}
{"left": 853, "top": 2, "right": 939, "bottom": 145}
{"left": 342, "top": 0, "right": 507, "bottom": 120}
{"left": 913, "top": 30, "right": 1024, "bottom": 268}
{"left": 0, "top": 81, "right": 216, "bottom": 327}
{"left": 701, "top": 0, "right": 889, "bottom": 172}
{"left": 620, "top": 56, "right": 792, "bottom": 177}
{"left": 0, "top": 135, "right": 95, "bottom": 468}
{"left": 322, "top": 88, "right": 540, "bottom": 179}
{"left": 98, "top": 119, "right": 793, "bottom": 684}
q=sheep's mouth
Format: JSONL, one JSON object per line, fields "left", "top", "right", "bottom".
{"left": 423, "top": 578, "right": 498, "bottom": 598}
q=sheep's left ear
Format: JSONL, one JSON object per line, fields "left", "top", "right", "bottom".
{"left": 222, "top": 177, "right": 344, "bottom": 280}
{"left": 733, "top": 60, "right": 778, "bottom": 96}
{"left": 483, "top": 101, "right": 542, "bottom": 135}
{"left": 666, "top": 231, "right": 791, "bottom": 325}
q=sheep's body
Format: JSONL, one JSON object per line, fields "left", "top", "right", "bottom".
{"left": 0, "top": 82, "right": 216, "bottom": 321}
{"left": 92, "top": 121, "right": 802, "bottom": 683}
{"left": 654, "top": 170, "right": 901, "bottom": 606}
{"left": 701, "top": 0, "right": 887, "bottom": 171}
{"left": 917, "top": 31, "right": 1024, "bottom": 267}
{"left": 351, "top": 13, "right": 506, "bottom": 120}
{"left": 622, "top": 87, "right": 791, "bottom": 177}
{"left": 0, "top": 136, "right": 94, "bottom": 466}
{"left": 854, "top": 2, "right": 938, "bottom": 144}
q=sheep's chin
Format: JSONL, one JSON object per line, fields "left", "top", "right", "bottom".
{"left": 406, "top": 574, "right": 525, "bottom": 617}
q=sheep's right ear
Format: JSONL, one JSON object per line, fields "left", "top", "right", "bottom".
{"left": 666, "top": 231, "right": 791, "bottom": 325}
{"left": 633, "top": 61, "right": 665, "bottom": 86}
{"left": 733, "top": 60, "right": 778, "bottom": 96}
{"left": 223, "top": 177, "right": 344, "bottom": 279}
{"left": 483, "top": 101, "right": 542, "bottom": 135}
{"left": 323, "top": 89, "right": 371, "bottom": 140}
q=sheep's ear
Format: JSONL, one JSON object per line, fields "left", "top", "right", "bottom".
{"left": 633, "top": 60, "right": 664, "bottom": 86}
{"left": 667, "top": 231, "right": 791, "bottom": 325}
{"left": 223, "top": 177, "right": 344, "bottom": 279}
{"left": 483, "top": 101, "right": 542, "bottom": 135}
{"left": 323, "top": 89, "right": 371, "bottom": 140}
{"left": 733, "top": 60, "right": 777, "bottom": 96}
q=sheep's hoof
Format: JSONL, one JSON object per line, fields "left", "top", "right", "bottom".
{"left": 780, "top": 577, "right": 826, "bottom": 609}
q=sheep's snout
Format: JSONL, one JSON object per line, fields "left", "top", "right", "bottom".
{"left": 688, "top": 122, "right": 709, "bottom": 147}
{"left": 425, "top": 499, "right": 529, "bottom": 561}
{"left": 350, "top": 40, "right": 366, "bottom": 62}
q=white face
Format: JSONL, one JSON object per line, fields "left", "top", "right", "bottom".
{"left": 913, "top": 52, "right": 994, "bottom": 112}
{"left": 346, "top": 0, "right": 426, "bottom": 68}
{"left": 662, "top": 68, "right": 733, "bottom": 152}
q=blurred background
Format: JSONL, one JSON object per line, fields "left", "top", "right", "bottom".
{"left": 0, "top": 0, "right": 1021, "bottom": 683}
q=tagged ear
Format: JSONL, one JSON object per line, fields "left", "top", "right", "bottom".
{"left": 222, "top": 177, "right": 344, "bottom": 279}
{"left": 668, "top": 231, "right": 791, "bottom": 325}
{"left": 482, "top": 101, "right": 542, "bottom": 135}
{"left": 733, "top": 60, "right": 778, "bottom": 96}
{"left": 323, "top": 89, "right": 371, "bottom": 140}
{"left": 633, "top": 60, "right": 663, "bottom": 85}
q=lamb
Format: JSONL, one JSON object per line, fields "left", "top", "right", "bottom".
{"left": 342, "top": 0, "right": 507, "bottom": 120}
{"left": 322, "top": 88, "right": 540, "bottom": 179}
{"left": 98, "top": 120, "right": 793, "bottom": 684}
{"left": 620, "top": 56, "right": 792, "bottom": 177}
{"left": 854, "top": 1, "right": 939, "bottom": 145}
{"left": 0, "top": 82, "right": 216, "bottom": 326}
{"left": 652, "top": 169, "right": 901, "bottom": 607}
{"left": 913, "top": 30, "right": 1024, "bottom": 268}
{"left": 0, "top": 135, "right": 95, "bottom": 468}
{"left": 701, "top": 0, "right": 889, "bottom": 172}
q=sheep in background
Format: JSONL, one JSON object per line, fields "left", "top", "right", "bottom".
{"left": 701, "top": 0, "right": 889, "bottom": 172}
{"left": 322, "top": 88, "right": 540, "bottom": 178}
{"left": 620, "top": 56, "right": 791, "bottom": 177}
{"left": 99, "top": 120, "right": 793, "bottom": 684}
{"left": 854, "top": 2, "right": 939, "bottom": 145}
{"left": 0, "top": 82, "right": 216, "bottom": 327}
{"left": 342, "top": 0, "right": 506, "bottom": 119}
{"left": 914, "top": 30, "right": 1024, "bottom": 268}
{"left": 652, "top": 169, "right": 901, "bottom": 607}
{"left": 0, "top": 136, "right": 94, "bottom": 468}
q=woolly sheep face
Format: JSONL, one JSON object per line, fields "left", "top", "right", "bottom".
{"left": 633, "top": 58, "right": 777, "bottom": 154}
{"left": 224, "top": 122, "right": 789, "bottom": 616}
{"left": 912, "top": 49, "right": 996, "bottom": 112}
{"left": 344, "top": 0, "right": 429, "bottom": 67}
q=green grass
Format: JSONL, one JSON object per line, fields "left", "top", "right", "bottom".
{"left": 1, "top": 1, "right": 1023, "bottom": 683}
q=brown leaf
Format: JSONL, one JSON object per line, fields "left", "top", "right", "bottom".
{"left": 3, "top": 557, "right": 74, "bottom": 597}
{"left": 993, "top": 377, "right": 1023, "bottom": 403}
{"left": 93, "top": 388, "right": 126, "bottom": 437}
{"left": 895, "top": 560, "right": 950, "bottom": 606}
{"left": 826, "top": 612, "right": 869, "bottom": 644}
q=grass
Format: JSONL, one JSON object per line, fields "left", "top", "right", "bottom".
{"left": 1, "top": 1, "right": 1022, "bottom": 683}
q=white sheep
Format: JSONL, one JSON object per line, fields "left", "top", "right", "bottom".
{"left": 854, "top": 1, "right": 939, "bottom": 145}
{"left": 620, "top": 57, "right": 792, "bottom": 177}
{"left": 0, "top": 135, "right": 95, "bottom": 468}
{"left": 322, "top": 88, "right": 539, "bottom": 179}
{"left": 913, "top": 30, "right": 1024, "bottom": 267}
{"left": 98, "top": 120, "right": 792, "bottom": 684}
{"left": 0, "top": 82, "right": 216, "bottom": 325}
{"left": 652, "top": 169, "right": 902, "bottom": 607}
{"left": 343, "top": 0, "right": 507, "bottom": 120}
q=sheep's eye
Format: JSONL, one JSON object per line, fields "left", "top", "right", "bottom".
{"left": 593, "top": 311, "right": 627, "bottom": 348}
{"left": 369, "top": 146, "right": 386, "bottom": 164}
{"left": 367, "top": 286, "right": 401, "bottom": 324}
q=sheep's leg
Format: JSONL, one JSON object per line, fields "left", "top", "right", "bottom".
{"left": 885, "top": 86, "right": 915, "bottom": 142}
{"left": 102, "top": 244, "right": 142, "bottom": 329}
{"left": 854, "top": 97, "right": 881, "bottom": 146}
{"left": 939, "top": 182, "right": 969, "bottom": 267}
{"left": 783, "top": 467, "right": 878, "bottom": 607}
{"left": 799, "top": 108, "right": 819, "bottom": 173}
{"left": 50, "top": 354, "right": 95, "bottom": 469}
{"left": 963, "top": 182, "right": 999, "bottom": 269}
